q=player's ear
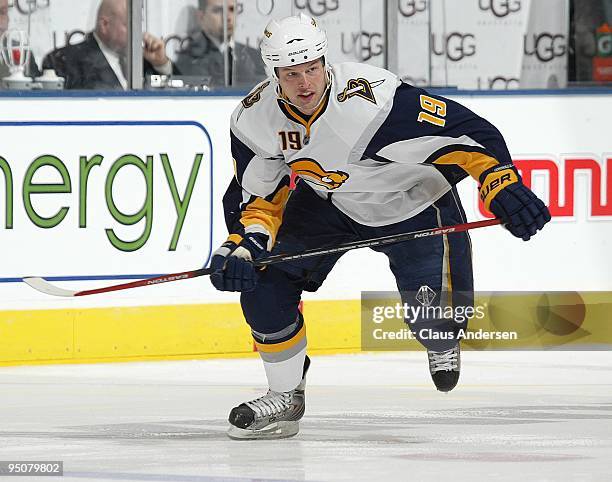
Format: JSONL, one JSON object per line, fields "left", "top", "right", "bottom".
{"left": 98, "top": 16, "right": 107, "bottom": 34}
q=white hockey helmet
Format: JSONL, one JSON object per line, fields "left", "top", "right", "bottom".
{"left": 260, "top": 13, "right": 328, "bottom": 80}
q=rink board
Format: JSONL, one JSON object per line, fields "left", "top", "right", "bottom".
{"left": 1, "top": 93, "right": 611, "bottom": 365}
{"left": 1, "top": 292, "right": 611, "bottom": 365}
{"left": 0, "top": 300, "right": 359, "bottom": 365}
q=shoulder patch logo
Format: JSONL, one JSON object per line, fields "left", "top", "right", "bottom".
{"left": 337, "top": 78, "right": 385, "bottom": 104}
{"left": 288, "top": 158, "right": 349, "bottom": 190}
{"left": 241, "top": 81, "right": 271, "bottom": 108}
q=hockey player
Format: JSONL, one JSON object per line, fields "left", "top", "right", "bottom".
{"left": 209, "top": 14, "right": 550, "bottom": 439}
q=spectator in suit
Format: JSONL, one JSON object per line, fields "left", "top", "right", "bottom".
{"left": 175, "top": 0, "right": 265, "bottom": 88}
{"left": 42, "top": 0, "right": 174, "bottom": 90}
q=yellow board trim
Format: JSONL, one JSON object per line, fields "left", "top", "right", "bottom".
{"left": 0, "top": 303, "right": 252, "bottom": 365}
{"left": 1, "top": 293, "right": 611, "bottom": 366}
{"left": 0, "top": 300, "right": 360, "bottom": 366}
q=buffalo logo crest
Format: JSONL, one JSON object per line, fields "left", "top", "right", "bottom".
{"left": 288, "top": 158, "right": 349, "bottom": 190}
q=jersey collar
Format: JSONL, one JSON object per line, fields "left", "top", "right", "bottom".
{"left": 276, "top": 69, "right": 333, "bottom": 139}
{"left": 277, "top": 87, "right": 330, "bottom": 140}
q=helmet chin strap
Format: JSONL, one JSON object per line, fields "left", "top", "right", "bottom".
{"left": 276, "top": 67, "right": 332, "bottom": 114}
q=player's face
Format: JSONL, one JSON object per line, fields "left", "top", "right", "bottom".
{"left": 278, "top": 59, "right": 327, "bottom": 115}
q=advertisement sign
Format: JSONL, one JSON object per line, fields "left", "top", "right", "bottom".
{"left": 0, "top": 93, "right": 610, "bottom": 311}
{"left": 0, "top": 92, "right": 610, "bottom": 363}
{"left": 1, "top": 120, "right": 212, "bottom": 282}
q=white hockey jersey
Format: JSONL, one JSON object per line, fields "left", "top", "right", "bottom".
{"left": 225, "top": 62, "right": 514, "bottom": 242}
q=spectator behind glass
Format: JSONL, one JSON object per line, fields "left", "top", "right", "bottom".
{"left": 0, "top": 0, "right": 7, "bottom": 79}
{"left": 42, "top": 0, "right": 175, "bottom": 89}
{"left": 175, "top": 0, "right": 265, "bottom": 88}
{"left": 570, "top": 0, "right": 612, "bottom": 83}
{"left": 0, "top": 0, "right": 40, "bottom": 81}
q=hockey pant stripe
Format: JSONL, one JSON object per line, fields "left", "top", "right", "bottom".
{"left": 251, "top": 318, "right": 301, "bottom": 344}
{"left": 254, "top": 324, "right": 307, "bottom": 363}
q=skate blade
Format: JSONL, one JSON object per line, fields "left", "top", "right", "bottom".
{"left": 227, "top": 421, "right": 299, "bottom": 440}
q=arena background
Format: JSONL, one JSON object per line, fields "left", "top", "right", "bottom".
{"left": 1, "top": 0, "right": 610, "bottom": 365}
{"left": 8, "top": 0, "right": 568, "bottom": 88}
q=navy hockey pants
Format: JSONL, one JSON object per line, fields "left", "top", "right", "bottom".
{"left": 240, "top": 182, "right": 473, "bottom": 352}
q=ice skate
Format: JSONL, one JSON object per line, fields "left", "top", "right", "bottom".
{"left": 227, "top": 356, "right": 310, "bottom": 440}
{"left": 428, "top": 344, "right": 460, "bottom": 392}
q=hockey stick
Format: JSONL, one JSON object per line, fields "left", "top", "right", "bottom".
{"left": 23, "top": 218, "right": 501, "bottom": 297}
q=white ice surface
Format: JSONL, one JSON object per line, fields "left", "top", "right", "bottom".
{"left": 0, "top": 351, "right": 611, "bottom": 482}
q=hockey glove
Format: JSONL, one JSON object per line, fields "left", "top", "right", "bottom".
{"left": 479, "top": 165, "right": 551, "bottom": 241}
{"left": 209, "top": 232, "right": 269, "bottom": 292}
